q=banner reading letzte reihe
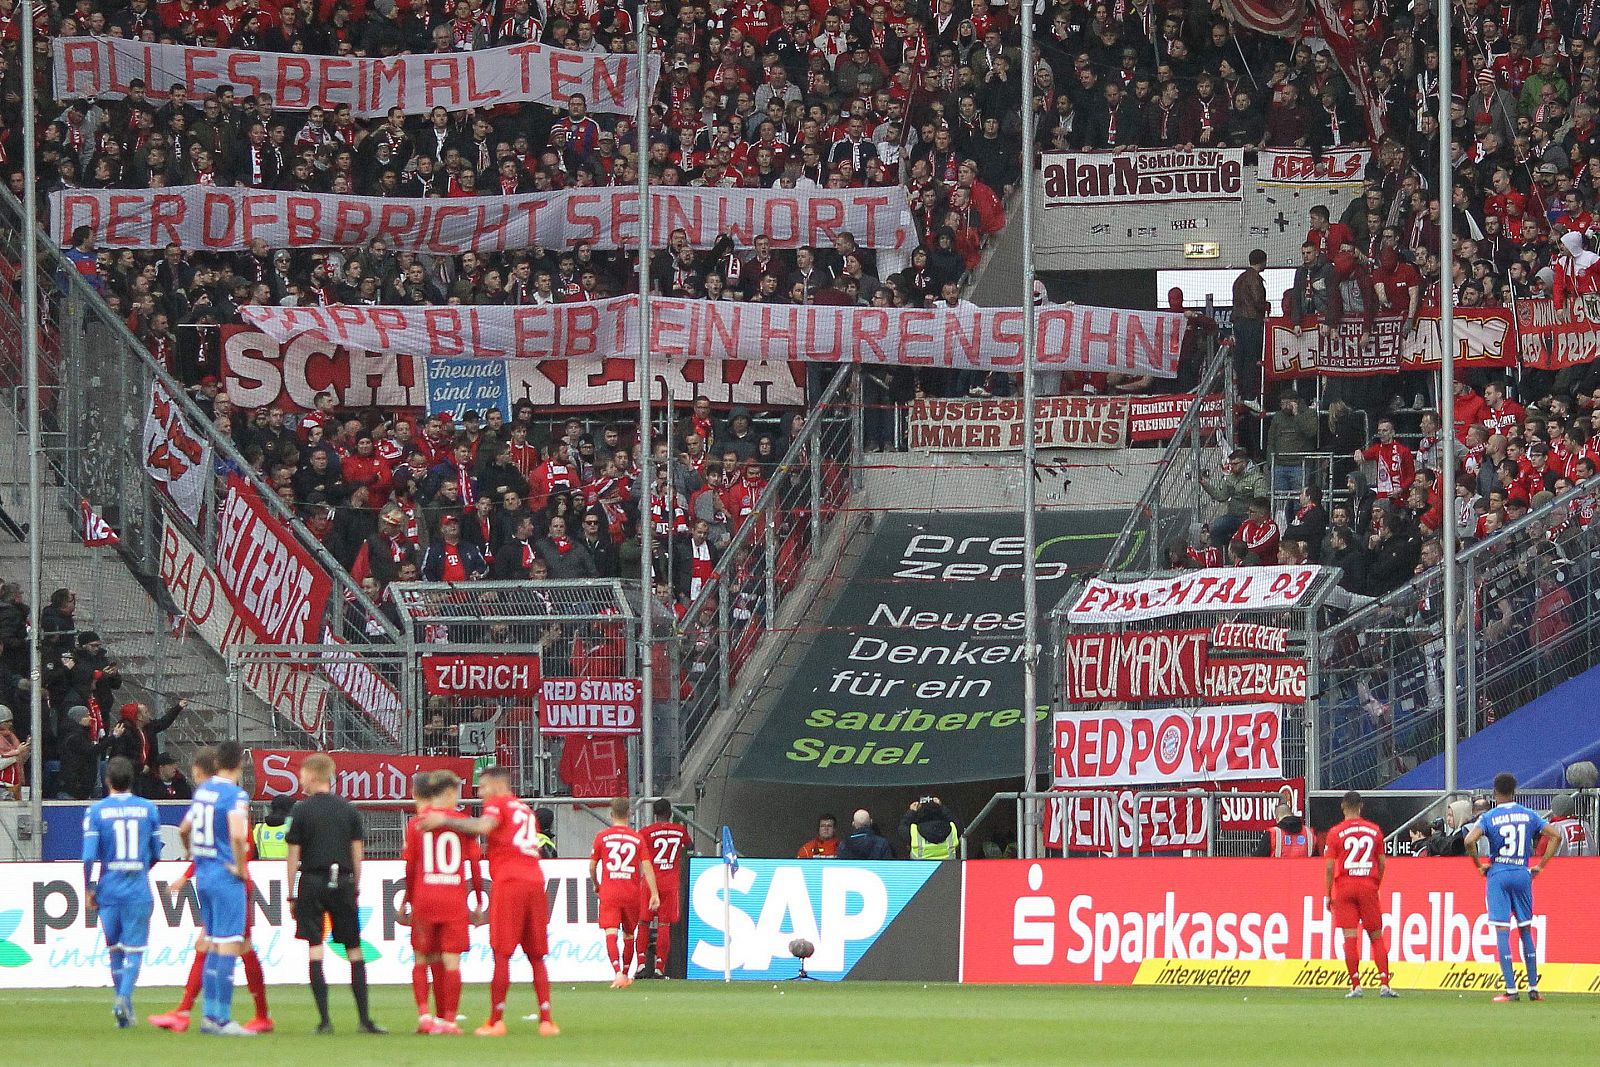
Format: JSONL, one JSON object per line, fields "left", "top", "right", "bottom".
{"left": 241, "top": 297, "right": 1188, "bottom": 379}
{"left": 54, "top": 36, "right": 657, "bottom": 116}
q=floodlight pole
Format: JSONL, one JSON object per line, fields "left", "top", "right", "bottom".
{"left": 22, "top": 0, "right": 44, "bottom": 852}
{"left": 1019, "top": 0, "right": 1040, "bottom": 859}
{"left": 1437, "top": 4, "right": 1459, "bottom": 793}
{"left": 636, "top": 11, "right": 656, "bottom": 804}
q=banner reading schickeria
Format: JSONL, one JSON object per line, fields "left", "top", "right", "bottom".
{"left": 734, "top": 510, "right": 1124, "bottom": 785}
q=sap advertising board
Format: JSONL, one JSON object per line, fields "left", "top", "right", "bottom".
{"left": 685, "top": 859, "right": 957, "bottom": 981}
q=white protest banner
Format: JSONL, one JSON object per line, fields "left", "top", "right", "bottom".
{"left": 219, "top": 324, "right": 805, "bottom": 413}
{"left": 52, "top": 185, "right": 915, "bottom": 253}
{"left": 907, "top": 395, "right": 1128, "bottom": 451}
{"left": 1065, "top": 567, "right": 1321, "bottom": 624}
{"left": 1041, "top": 149, "right": 1245, "bottom": 207}
{"left": 0, "top": 860, "right": 611, "bottom": 988}
{"left": 241, "top": 297, "right": 1187, "bottom": 378}
{"left": 142, "top": 379, "right": 211, "bottom": 529}
{"left": 53, "top": 36, "right": 656, "bottom": 117}
{"left": 1052, "top": 705, "right": 1284, "bottom": 786}
{"left": 1255, "top": 148, "right": 1372, "bottom": 188}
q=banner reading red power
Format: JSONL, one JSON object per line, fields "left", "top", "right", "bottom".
{"left": 539, "top": 678, "right": 642, "bottom": 736}
{"left": 959, "top": 859, "right": 1600, "bottom": 985}
{"left": 421, "top": 653, "right": 542, "bottom": 697}
{"left": 250, "top": 749, "right": 475, "bottom": 801}
{"left": 1053, "top": 706, "right": 1283, "bottom": 786}
{"left": 215, "top": 475, "right": 332, "bottom": 645}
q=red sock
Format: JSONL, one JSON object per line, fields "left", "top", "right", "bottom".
{"left": 242, "top": 950, "right": 269, "bottom": 1018}
{"left": 178, "top": 950, "right": 206, "bottom": 1011}
{"left": 1368, "top": 927, "right": 1390, "bottom": 983}
{"left": 531, "top": 959, "right": 552, "bottom": 1022}
{"left": 438, "top": 967, "right": 462, "bottom": 1021}
{"left": 430, "top": 961, "right": 448, "bottom": 1016}
{"left": 412, "top": 963, "right": 432, "bottom": 1014}
{"left": 605, "top": 932, "right": 621, "bottom": 974}
{"left": 633, "top": 923, "right": 651, "bottom": 968}
{"left": 1343, "top": 934, "right": 1362, "bottom": 987}
{"left": 620, "top": 936, "right": 634, "bottom": 975}
{"left": 655, "top": 924, "right": 672, "bottom": 970}
{"left": 489, "top": 955, "right": 511, "bottom": 1025}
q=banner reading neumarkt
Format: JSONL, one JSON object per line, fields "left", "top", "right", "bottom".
{"left": 734, "top": 510, "right": 1125, "bottom": 785}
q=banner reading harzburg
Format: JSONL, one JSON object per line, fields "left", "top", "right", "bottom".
{"left": 54, "top": 36, "right": 657, "bottom": 116}
{"left": 52, "top": 185, "right": 915, "bottom": 253}
{"left": 240, "top": 297, "right": 1188, "bottom": 378}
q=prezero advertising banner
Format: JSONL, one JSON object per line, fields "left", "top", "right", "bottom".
{"left": 960, "top": 859, "right": 1600, "bottom": 992}
{"left": 734, "top": 510, "right": 1126, "bottom": 785}
{"left": 684, "top": 858, "right": 957, "bottom": 981}
{"left": 0, "top": 860, "right": 611, "bottom": 987}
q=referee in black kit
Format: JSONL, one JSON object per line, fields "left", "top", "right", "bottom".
{"left": 285, "top": 752, "right": 386, "bottom": 1034}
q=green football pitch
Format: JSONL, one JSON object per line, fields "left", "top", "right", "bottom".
{"left": 3, "top": 982, "right": 1595, "bottom": 1066}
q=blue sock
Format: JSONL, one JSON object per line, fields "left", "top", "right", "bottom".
{"left": 201, "top": 954, "right": 217, "bottom": 1021}
{"left": 1519, "top": 926, "right": 1540, "bottom": 989}
{"left": 108, "top": 947, "right": 125, "bottom": 992}
{"left": 117, "top": 951, "right": 142, "bottom": 1001}
{"left": 214, "top": 954, "right": 238, "bottom": 1023}
{"left": 1495, "top": 928, "right": 1516, "bottom": 991}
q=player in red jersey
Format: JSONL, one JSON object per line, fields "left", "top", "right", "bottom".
{"left": 1324, "top": 790, "right": 1395, "bottom": 999}
{"left": 421, "top": 765, "right": 559, "bottom": 1037}
{"left": 400, "top": 772, "right": 485, "bottom": 1034}
{"left": 589, "top": 796, "right": 658, "bottom": 988}
{"left": 635, "top": 798, "right": 693, "bottom": 979}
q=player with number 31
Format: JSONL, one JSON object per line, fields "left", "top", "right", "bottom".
{"left": 1463, "top": 772, "right": 1563, "bottom": 1002}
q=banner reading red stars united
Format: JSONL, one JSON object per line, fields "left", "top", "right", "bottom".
{"left": 239, "top": 296, "right": 1188, "bottom": 378}
{"left": 53, "top": 36, "right": 658, "bottom": 116}
{"left": 50, "top": 185, "right": 916, "bottom": 254}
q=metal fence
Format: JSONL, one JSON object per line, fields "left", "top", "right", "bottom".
{"left": 1314, "top": 481, "right": 1600, "bottom": 790}
{"left": 962, "top": 789, "right": 1293, "bottom": 859}
{"left": 1103, "top": 347, "right": 1238, "bottom": 572}
{"left": 675, "top": 368, "right": 861, "bottom": 750}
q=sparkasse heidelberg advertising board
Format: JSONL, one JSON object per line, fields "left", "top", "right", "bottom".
{"left": 0, "top": 860, "right": 612, "bottom": 988}
{"left": 960, "top": 859, "right": 1600, "bottom": 991}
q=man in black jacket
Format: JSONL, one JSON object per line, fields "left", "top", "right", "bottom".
{"left": 491, "top": 515, "right": 541, "bottom": 580}
{"left": 577, "top": 511, "right": 620, "bottom": 579}
{"left": 139, "top": 751, "right": 194, "bottom": 800}
{"left": 55, "top": 705, "right": 108, "bottom": 800}
{"left": 836, "top": 809, "right": 895, "bottom": 860}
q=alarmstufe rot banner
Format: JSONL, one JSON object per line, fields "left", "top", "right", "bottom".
{"left": 54, "top": 36, "right": 657, "bottom": 116}
{"left": 52, "top": 185, "right": 915, "bottom": 253}
{"left": 1065, "top": 566, "right": 1320, "bottom": 623}
{"left": 1052, "top": 706, "right": 1284, "bottom": 786}
{"left": 241, "top": 297, "right": 1187, "bottom": 378}
{"left": 421, "top": 653, "right": 542, "bottom": 697}
{"left": 1041, "top": 150, "right": 1245, "bottom": 207}
{"left": 960, "top": 859, "right": 1600, "bottom": 984}
{"left": 250, "top": 748, "right": 475, "bottom": 801}
{"left": 215, "top": 475, "right": 333, "bottom": 646}
{"left": 539, "top": 677, "right": 642, "bottom": 736}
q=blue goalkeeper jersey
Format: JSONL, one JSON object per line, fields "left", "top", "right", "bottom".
{"left": 82, "top": 792, "right": 160, "bottom": 904}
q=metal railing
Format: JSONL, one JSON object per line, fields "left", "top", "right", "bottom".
{"left": 1314, "top": 478, "right": 1600, "bottom": 789}
{"left": 675, "top": 367, "right": 861, "bottom": 750}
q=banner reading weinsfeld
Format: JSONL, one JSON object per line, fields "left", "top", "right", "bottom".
{"left": 216, "top": 474, "right": 333, "bottom": 646}
{"left": 240, "top": 297, "right": 1187, "bottom": 378}
{"left": 1065, "top": 566, "right": 1321, "bottom": 623}
{"left": 907, "top": 396, "right": 1127, "bottom": 451}
{"left": 1042, "top": 149, "right": 1244, "bottom": 207}
{"left": 1255, "top": 148, "right": 1371, "bottom": 188}
{"left": 51, "top": 185, "right": 915, "bottom": 254}
{"left": 961, "top": 859, "right": 1600, "bottom": 990}
{"left": 421, "top": 653, "right": 542, "bottom": 697}
{"left": 220, "top": 325, "right": 805, "bottom": 414}
{"left": 1266, "top": 309, "right": 1515, "bottom": 379}
{"left": 1044, "top": 776, "right": 1306, "bottom": 855}
{"left": 53, "top": 36, "right": 657, "bottom": 117}
{"left": 1053, "top": 705, "right": 1284, "bottom": 786}
{"left": 250, "top": 749, "right": 475, "bottom": 801}
{"left": 0, "top": 860, "right": 612, "bottom": 988}
{"left": 539, "top": 678, "right": 642, "bottom": 736}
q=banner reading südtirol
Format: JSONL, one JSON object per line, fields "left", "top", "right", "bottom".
{"left": 735, "top": 510, "right": 1126, "bottom": 785}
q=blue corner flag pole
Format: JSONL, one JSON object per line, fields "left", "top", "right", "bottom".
{"left": 720, "top": 826, "right": 738, "bottom": 982}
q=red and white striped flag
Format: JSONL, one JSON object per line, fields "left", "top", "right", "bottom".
{"left": 80, "top": 498, "right": 119, "bottom": 547}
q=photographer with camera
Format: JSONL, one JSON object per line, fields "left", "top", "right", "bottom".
{"left": 900, "top": 796, "right": 961, "bottom": 861}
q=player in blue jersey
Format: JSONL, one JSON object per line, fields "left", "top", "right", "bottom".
{"left": 179, "top": 741, "right": 254, "bottom": 1036}
{"left": 1462, "top": 772, "right": 1563, "bottom": 1002}
{"left": 83, "top": 756, "right": 162, "bottom": 1028}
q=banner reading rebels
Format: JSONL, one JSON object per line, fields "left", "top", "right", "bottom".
{"left": 215, "top": 475, "right": 333, "bottom": 646}
{"left": 53, "top": 36, "right": 657, "bottom": 116}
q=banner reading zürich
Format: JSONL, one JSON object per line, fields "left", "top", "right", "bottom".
{"left": 734, "top": 510, "right": 1125, "bottom": 785}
